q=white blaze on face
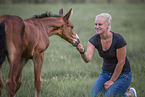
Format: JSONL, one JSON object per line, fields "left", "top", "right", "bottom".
{"left": 76, "top": 34, "right": 79, "bottom": 40}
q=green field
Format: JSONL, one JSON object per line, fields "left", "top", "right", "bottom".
{"left": 0, "top": 3, "right": 145, "bottom": 97}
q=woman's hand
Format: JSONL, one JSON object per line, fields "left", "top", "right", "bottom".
{"left": 104, "top": 80, "right": 114, "bottom": 91}
{"left": 76, "top": 42, "right": 95, "bottom": 63}
{"left": 76, "top": 44, "right": 85, "bottom": 53}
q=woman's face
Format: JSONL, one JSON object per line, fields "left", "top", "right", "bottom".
{"left": 94, "top": 16, "right": 109, "bottom": 34}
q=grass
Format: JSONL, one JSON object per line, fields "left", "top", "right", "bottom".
{"left": 0, "top": 3, "right": 145, "bottom": 97}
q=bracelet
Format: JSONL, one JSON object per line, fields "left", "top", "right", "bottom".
{"left": 80, "top": 49, "right": 85, "bottom": 54}
{"left": 110, "top": 78, "right": 115, "bottom": 82}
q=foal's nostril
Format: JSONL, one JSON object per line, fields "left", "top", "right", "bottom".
{"left": 72, "top": 34, "right": 80, "bottom": 46}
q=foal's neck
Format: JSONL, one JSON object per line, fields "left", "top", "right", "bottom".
{"left": 39, "top": 17, "right": 63, "bottom": 37}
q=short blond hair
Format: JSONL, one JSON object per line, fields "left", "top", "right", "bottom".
{"left": 95, "top": 13, "right": 112, "bottom": 31}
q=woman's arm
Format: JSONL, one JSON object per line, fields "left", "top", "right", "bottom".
{"left": 111, "top": 46, "right": 126, "bottom": 81}
{"left": 76, "top": 42, "right": 95, "bottom": 63}
{"left": 104, "top": 46, "right": 126, "bottom": 91}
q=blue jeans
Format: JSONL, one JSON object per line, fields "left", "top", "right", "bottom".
{"left": 90, "top": 70, "right": 132, "bottom": 97}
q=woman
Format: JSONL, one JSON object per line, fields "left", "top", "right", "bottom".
{"left": 76, "top": 13, "right": 137, "bottom": 97}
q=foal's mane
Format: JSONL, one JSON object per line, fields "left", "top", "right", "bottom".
{"left": 32, "top": 12, "right": 61, "bottom": 19}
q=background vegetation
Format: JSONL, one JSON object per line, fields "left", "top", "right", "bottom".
{"left": 0, "top": 0, "right": 145, "bottom": 4}
{"left": 0, "top": 3, "right": 145, "bottom": 97}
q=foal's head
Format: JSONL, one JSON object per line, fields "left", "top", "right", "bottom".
{"left": 54, "top": 9, "right": 80, "bottom": 46}
{"left": 57, "top": 9, "right": 80, "bottom": 46}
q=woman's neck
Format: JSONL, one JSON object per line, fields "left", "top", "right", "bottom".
{"left": 100, "top": 31, "right": 112, "bottom": 40}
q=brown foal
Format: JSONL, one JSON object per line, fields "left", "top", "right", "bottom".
{"left": 0, "top": 9, "right": 80, "bottom": 97}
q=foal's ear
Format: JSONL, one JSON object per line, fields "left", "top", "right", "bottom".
{"left": 63, "top": 8, "right": 73, "bottom": 21}
{"left": 59, "top": 9, "right": 63, "bottom": 16}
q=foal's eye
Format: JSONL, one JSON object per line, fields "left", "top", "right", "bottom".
{"left": 71, "top": 26, "right": 74, "bottom": 29}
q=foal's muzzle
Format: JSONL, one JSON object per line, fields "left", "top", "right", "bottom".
{"left": 73, "top": 34, "right": 80, "bottom": 47}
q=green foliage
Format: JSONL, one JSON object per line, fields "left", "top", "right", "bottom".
{"left": 0, "top": 3, "right": 145, "bottom": 97}
{"left": 1, "top": 0, "right": 145, "bottom": 4}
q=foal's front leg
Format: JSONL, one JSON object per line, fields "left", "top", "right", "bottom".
{"left": 33, "top": 52, "right": 44, "bottom": 97}
{"left": 15, "top": 58, "right": 29, "bottom": 93}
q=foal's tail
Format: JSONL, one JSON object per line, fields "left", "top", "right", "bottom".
{"left": 0, "top": 22, "right": 7, "bottom": 66}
